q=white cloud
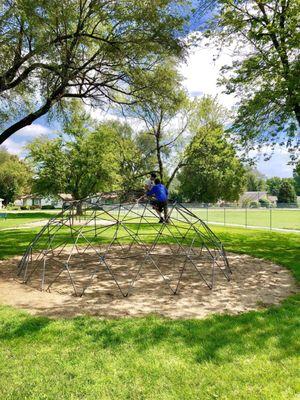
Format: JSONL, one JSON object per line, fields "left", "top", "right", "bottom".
{"left": 249, "top": 145, "right": 294, "bottom": 178}
{"left": 2, "top": 138, "right": 26, "bottom": 156}
{"left": 14, "top": 123, "right": 52, "bottom": 138}
{"left": 179, "top": 40, "right": 237, "bottom": 108}
{"left": 2, "top": 123, "right": 54, "bottom": 158}
{"left": 181, "top": 39, "right": 295, "bottom": 178}
{"left": 87, "top": 105, "right": 146, "bottom": 132}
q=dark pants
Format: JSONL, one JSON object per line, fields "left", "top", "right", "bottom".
{"left": 152, "top": 200, "right": 168, "bottom": 220}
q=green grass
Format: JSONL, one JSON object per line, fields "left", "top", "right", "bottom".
{"left": 191, "top": 208, "right": 300, "bottom": 230}
{"left": 1, "top": 207, "right": 299, "bottom": 231}
{"left": 0, "top": 224, "right": 299, "bottom": 399}
{"left": 0, "top": 211, "right": 56, "bottom": 229}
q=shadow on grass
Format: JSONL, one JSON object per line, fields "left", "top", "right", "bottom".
{"left": 0, "top": 224, "right": 299, "bottom": 366}
{"left": 215, "top": 229, "right": 300, "bottom": 281}
{"left": 73, "top": 296, "right": 300, "bottom": 363}
{"left": 0, "top": 310, "right": 50, "bottom": 340}
{"left": 0, "top": 296, "right": 299, "bottom": 364}
{"left": 0, "top": 229, "right": 41, "bottom": 258}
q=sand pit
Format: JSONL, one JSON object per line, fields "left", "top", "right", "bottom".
{"left": 0, "top": 246, "right": 298, "bottom": 319}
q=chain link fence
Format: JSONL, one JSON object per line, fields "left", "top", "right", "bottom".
{"left": 177, "top": 203, "right": 300, "bottom": 232}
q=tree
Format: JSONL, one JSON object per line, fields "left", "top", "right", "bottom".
{"left": 266, "top": 177, "right": 283, "bottom": 196}
{"left": 200, "top": 0, "right": 300, "bottom": 158}
{"left": 293, "top": 162, "right": 300, "bottom": 196}
{"left": 277, "top": 179, "right": 297, "bottom": 204}
{"left": 0, "top": 0, "right": 187, "bottom": 143}
{"left": 245, "top": 168, "right": 266, "bottom": 191}
{"left": 0, "top": 147, "right": 32, "bottom": 204}
{"left": 99, "top": 121, "right": 156, "bottom": 193}
{"left": 27, "top": 116, "right": 120, "bottom": 213}
{"left": 177, "top": 122, "right": 246, "bottom": 203}
{"left": 121, "top": 62, "right": 190, "bottom": 187}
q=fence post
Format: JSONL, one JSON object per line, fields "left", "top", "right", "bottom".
{"left": 206, "top": 206, "right": 208, "bottom": 223}
{"left": 270, "top": 207, "right": 272, "bottom": 231}
{"left": 245, "top": 207, "right": 248, "bottom": 228}
{"left": 224, "top": 207, "right": 226, "bottom": 226}
{"left": 94, "top": 210, "right": 97, "bottom": 237}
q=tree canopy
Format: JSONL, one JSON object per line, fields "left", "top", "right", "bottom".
{"left": 0, "top": 0, "right": 187, "bottom": 143}
{"left": 26, "top": 116, "right": 120, "bottom": 202}
{"left": 266, "top": 177, "right": 283, "bottom": 196}
{"left": 277, "top": 179, "right": 297, "bottom": 204}
{"left": 245, "top": 168, "right": 266, "bottom": 191}
{"left": 0, "top": 147, "right": 32, "bottom": 204}
{"left": 177, "top": 97, "right": 246, "bottom": 203}
{"left": 199, "top": 0, "right": 300, "bottom": 159}
{"left": 120, "top": 62, "right": 190, "bottom": 187}
{"left": 293, "top": 162, "right": 300, "bottom": 196}
{"left": 178, "top": 122, "right": 246, "bottom": 203}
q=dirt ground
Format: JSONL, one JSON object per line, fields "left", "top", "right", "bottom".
{"left": 0, "top": 246, "right": 298, "bottom": 319}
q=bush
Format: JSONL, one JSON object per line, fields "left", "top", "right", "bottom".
{"left": 249, "top": 201, "right": 259, "bottom": 208}
{"left": 20, "top": 205, "right": 30, "bottom": 210}
{"left": 277, "top": 202, "right": 298, "bottom": 208}
{"left": 41, "top": 205, "right": 56, "bottom": 210}
{"left": 241, "top": 198, "right": 251, "bottom": 208}
{"left": 6, "top": 204, "right": 20, "bottom": 210}
{"left": 168, "top": 191, "right": 185, "bottom": 202}
{"left": 277, "top": 180, "right": 297, "bottom": 203}
{"left": 259, "top": 198, "right": 270, "bottom": 207}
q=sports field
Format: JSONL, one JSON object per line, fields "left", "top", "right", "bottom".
{"left": 185, "top": 207, "right": 300, "bottom": 231}
{"left": 1, "top": 207, "right": 299, "bottom": 231}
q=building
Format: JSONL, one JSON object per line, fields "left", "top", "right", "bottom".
{"left": 0, "top": 198, "right": 3, "bottom": 209}
{"left": 238, "top": 191, "right": 277, "bottom": 206}
{"left": 14, "top": 193, "right": 74, "bottom": 209}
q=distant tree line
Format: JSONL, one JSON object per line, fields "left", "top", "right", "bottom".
{"left": 0, "top": 147, "right": 31, "bottom": 205}
{"left": 2, "top": 94, "right": 300, "bottom": 207}
{"left": 244, "top": 168, "right": 299, "bottom": 204}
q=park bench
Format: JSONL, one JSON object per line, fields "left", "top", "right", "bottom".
{"left": 0, "top": 212, "right": 7, "bottom": 220}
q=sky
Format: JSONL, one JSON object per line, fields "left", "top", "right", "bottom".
{"left": 2, "top": 35, "right": 295, "bottom": 178}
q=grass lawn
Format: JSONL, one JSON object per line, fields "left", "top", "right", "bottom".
{"left": 103, "top": 206, "right": 300, "bottom": 230}
{"left": 191, "top": 208, "right": 300, "bottom": 230}
{"left": 1, "top": 207, "right": 299, "bottom": 231}
{"left": 0, "top": 211, "right": 57, "bottom": 229}
{"left": 0, "top": 224, "right": 299, "bottom": 399}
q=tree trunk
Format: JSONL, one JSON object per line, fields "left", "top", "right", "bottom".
{"left": 0, "top": 100, "right": 54, "bottom": 144}
{"left": 0, "top": 85, "right": 65, "bottom": 144}
{"left": 156, "top": 140, "right": 164, "bottom": 181}
{"left": 294, "top": 103, "right": 300, "bottom": 127}
{"left": 76, "top": 201, "right": 83, "bottom": 216}
{"left": 166, "top": 161, "right": 186, "bottom": 189}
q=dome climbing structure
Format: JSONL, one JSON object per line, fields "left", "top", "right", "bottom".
{"left": 17, "top": 198, "right": 231, "bottom": 297}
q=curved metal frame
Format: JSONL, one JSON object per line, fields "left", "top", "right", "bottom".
{"left": 17, "top": 198, "right": 231, "bottom": 297}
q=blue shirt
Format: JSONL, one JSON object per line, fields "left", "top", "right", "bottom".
{"left": 147, "top": 183, "right": 168, "bottom": 202}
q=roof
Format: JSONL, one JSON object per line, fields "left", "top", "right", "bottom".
{"left": 239, "top": 191, "right": 268, "bottom": 202}
{"left": 58, "top": 193, "right": 74, "bottom": 201}
{"left": 267, "top": 195, "right": 278, "bottom": 203}
{"left": 19, "top": 194, "right": 43, "bottom": 200}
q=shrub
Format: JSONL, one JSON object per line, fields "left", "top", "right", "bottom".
{"left": 277, "top": 180, "right": 297, "bottom": 203}
{"left": 41, "top": 205, "right": 56, "bottom": 210}
{"left": 249, "top": 201, "right": 259, "bottom": 208}
{"left": 241, "top": 198, "right": 251, "bottom": 207}
{"left": 259, "top": 198, "right": 270, "bottom": 207}
{"left": 6, "top": 204, "right": 20, "bottom": 210}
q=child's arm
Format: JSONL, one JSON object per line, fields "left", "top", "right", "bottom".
{"left": 147, "top": 187, "right": 155, "bottom": 196}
